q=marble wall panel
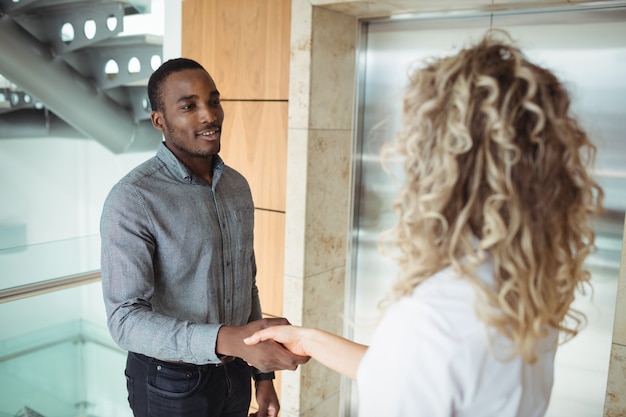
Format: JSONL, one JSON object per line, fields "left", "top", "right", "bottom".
{"left": 285, "top": 127, "right": 310, "bottom": 279}
{"left": 605, "top": 344, "right": 626, "bottom": 416}
{"left": 309, "top": 7, "right": 357, "bottom": 131}
{"left": 289, "top": 0, "right": 314, "bottom": 130}
{"left": 283, "top": 2, "right": 358, "bottom": 415}
{"left": 300, "top": 393, "right": 342, "bottom": 417}
{"left": 281, "top": 129, "right": 355, "bottom": 280}
{"left": 612, "top": 220, "right": 626, "bottom": 346}
{"left": 281, "top": 268, "right": 346, "bottom": 415}
{"left": 280, "top": 366, "right": 303, "bottom": 417}
{"left": 299, "top": 358, "right": 342, "bottom": 412}
{"left": 303, "top": 129, "right": 353, "bottom": 278}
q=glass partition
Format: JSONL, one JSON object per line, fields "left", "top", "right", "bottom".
{"left": 0, "top": 2, "right": 166, "bottom": 416}
{"left": 0, "top": 236, "right": 100, "bottom": 291}
{"left": 0, "top": 283, "right": 131, "bottom": 417}
{"left": 0, "top": 1, "right": 164, "bottom": 294}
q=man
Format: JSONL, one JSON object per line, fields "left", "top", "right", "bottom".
{"left": 100, "top": 58, "right": 307, "bottom": 417}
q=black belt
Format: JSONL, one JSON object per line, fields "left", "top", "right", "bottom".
{"left": 133, "top": 352, "right": 239, "bottom": 369}
{"left": 158, "top": 355, "right": 237, "bottom": 368}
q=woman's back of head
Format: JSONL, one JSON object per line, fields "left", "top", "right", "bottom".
{"left": 382, "top": 29, "right": 604, "bottom": 362}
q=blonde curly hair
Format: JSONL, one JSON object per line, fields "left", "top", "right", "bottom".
{"left": 380, "top": 30, "right": 604, "bottom": 363}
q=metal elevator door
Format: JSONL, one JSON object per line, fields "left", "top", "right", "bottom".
{"left": 347, "top": 5, "right": 626, "bottom": 417}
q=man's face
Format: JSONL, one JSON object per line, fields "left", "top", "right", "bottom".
{"left": 151, "top": 68, "right": 224, "bottom": 165}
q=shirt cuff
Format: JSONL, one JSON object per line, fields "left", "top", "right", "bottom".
{"left": 189, "top": 323, "right": 223, "bottom": 364}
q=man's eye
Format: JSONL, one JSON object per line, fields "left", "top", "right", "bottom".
{"left": 210, "top": 99, "right": 221, "bottom": 106}
{"left": 181, "top": 104, "right": 194, "bottom": 110}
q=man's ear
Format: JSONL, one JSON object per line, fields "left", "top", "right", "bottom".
{"left": 151, "top": 111, "right": 164, "bottom": 132}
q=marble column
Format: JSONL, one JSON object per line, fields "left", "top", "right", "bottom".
{"left": 281, "top": 1, "right": 358, "bottom": 416}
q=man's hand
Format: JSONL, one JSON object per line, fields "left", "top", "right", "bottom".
{"left": 216, "top": 318, "right": 310, "bottom": 372}
{"left": 249, "top": 380, "right": 279, "bottom": 417}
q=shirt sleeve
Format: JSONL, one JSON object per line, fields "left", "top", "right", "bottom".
{"left": 100, "top": 182, "right": 222, "bottom": 364}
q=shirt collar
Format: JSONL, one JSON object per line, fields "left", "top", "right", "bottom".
{"left": 156, "top": 142, "right": 225, "bottom": 186}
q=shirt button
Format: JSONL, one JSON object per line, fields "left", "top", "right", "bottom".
{"left": 157, "top": 365, "right": 162, "bottom": 371}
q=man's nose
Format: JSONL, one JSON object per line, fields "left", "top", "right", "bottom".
{"left": 199, "top": 104, "right": 217, "bottom": 123}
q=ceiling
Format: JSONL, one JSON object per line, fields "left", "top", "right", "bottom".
{"left": 311, "top": 0, "right": 622, "bottom": 18}
{"left": 0, "top": 0, "right": 621, "bottom": 152}
{"left": 0, "top": 0, "right": 162, "bottom": 153}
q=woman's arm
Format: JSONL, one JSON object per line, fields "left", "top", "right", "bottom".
{"left": 244, "top": 325, "right": 368, "bottom": 380}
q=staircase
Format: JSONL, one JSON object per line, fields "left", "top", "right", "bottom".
{"left": 0, "top": 0, "right": 163, "bottom": 153}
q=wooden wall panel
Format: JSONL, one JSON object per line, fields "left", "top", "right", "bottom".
{"left": 182, "top": 0, "right": 291, "bottom": 100}
{"left": 182, "top": 0, "right": 290, "bottom": 325}
{"left": 220, "top": 101, "right": 287, "bottom": 212}
{"left": 254, "top": 209, "right": 285, "bottom": 318}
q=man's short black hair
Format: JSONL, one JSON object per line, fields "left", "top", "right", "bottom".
{"left": 148, "top": 58, "right": 206, "bottom": 112}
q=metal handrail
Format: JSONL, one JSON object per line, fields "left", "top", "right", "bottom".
{"left": 0, "top": 270, "right": 101, "bottom": 303}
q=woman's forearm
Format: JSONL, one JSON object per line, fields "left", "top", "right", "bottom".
{"left": 300, "top": 328, "right": 368, "bottom": 380}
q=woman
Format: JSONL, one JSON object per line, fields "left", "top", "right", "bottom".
{"left": 244, "top": 30, "right": 604, "bottom": 416}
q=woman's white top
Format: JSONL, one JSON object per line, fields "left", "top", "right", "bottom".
{"left": 356, "top": 262, "right": 558, "bottom": 417}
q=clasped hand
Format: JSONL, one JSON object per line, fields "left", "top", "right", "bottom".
{"left": 217, "top": 318, "right": 309, "bottom": 373}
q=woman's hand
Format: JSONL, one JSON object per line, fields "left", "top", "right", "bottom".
{"left": 244, "top": 325, "right": 310, "bottom": 357}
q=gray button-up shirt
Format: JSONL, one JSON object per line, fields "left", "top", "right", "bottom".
{"left": 100, "top": 143, "right": 261, "bottom": 364}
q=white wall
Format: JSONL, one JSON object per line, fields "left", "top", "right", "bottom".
{"left": 0, "top": 138, "right": 152, "bottom": 246}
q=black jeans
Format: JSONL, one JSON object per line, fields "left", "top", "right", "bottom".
{"left": 125, "top": 352, "right": 252, "bottom": 417}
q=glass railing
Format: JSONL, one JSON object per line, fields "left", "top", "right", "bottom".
{"left": 0, "top": 235, "right": 101, "bottom": 292}
{"left": 0, "top": 281, "right": 131, "bottom": 417}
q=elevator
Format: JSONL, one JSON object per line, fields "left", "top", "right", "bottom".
{"left": 347, "top": 4, "right": 626, "bottom": 416}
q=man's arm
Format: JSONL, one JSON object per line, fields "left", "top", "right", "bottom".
{"left": 102, "top": 184, "right": 213, "bottom": 363}
{"left": 251, "top": 380, "right": 280, "bottom": 417}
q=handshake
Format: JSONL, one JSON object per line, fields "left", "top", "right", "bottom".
{"left": 217, "top": 317, "right": 311, "bottom": 373}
